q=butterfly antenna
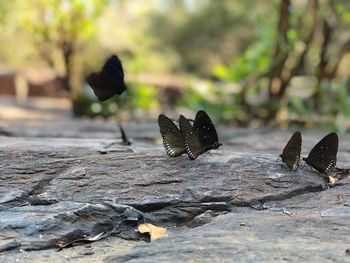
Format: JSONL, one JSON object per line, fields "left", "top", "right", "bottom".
{"left": 119, "top": 124, "right": 131, "bottom": 145}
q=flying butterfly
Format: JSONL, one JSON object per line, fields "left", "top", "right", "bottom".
{"left": 87, "top": 55, "right": 126, "bottom": 101}
{"left": 179, "top": 111, "right": 222, "bottom": 160}
{"left": 158, "top": 114, "right": 186, "bottom": 157}
{"left": 303, "top": 132, "right": 338, "bottom": 174}
{"left": 279, "top": 131, "right": 302, "bottom": 170}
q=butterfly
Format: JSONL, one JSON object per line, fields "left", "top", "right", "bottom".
{"left": 158, "top": 114, "right": 186, "bottom": 157}
{"left": 119, "top": 125, "right": 131, "bottom": 145}
{"left": 279, "top": 131, "right": 302, "bottom": 170}
{"left": 179, "top": 110, "right": 222, "bottom": 160}
{"left": 303, "top": 132, "right": 338, "bottom": 174}
{"left": 87, "top": 55, "right": 126, "bottom": 101}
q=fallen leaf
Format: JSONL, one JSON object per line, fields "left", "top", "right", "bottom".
{"left": 328, "top": 176, "right": 338, "bottom": 186}
{"left": 137, "top": 223, "right": 166, "bottom": 241}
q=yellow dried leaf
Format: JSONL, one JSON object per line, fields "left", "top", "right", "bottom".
{"left": 328, "top": 176, "right": 338, "bottom": 186}
{"left": 137, "top": 223, "right": 166, "bottom": 241}
{"left": 137, "top": 223, "right": 151, "bottom": 234}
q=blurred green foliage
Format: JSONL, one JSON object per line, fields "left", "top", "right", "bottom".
{"left": 209, "top": 0, "right": 350, "bottom": 129}
{"left": 214, "top": 27, "right": 275, "bottom": 81}
{"left": 0, "top": 0, "right": 350, "bottom": 129}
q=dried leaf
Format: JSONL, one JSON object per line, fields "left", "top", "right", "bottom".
{"left": 137, "top": 223, "right": 166, "bottom": 241}
{"left": 328, "top": 176, "right": 338, "bottom": 186}
{"left": 138, "top": 223, "right": 151, "bottom": 234}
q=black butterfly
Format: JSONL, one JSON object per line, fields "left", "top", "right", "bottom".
{"left": 87, "top": 55, "right": 126, "bottom": 101}
{"left": 119, "top": 125, "right": 131, "bottom": 145}
{"left": 279, "top": 131, "right": 302, "bottom": 170}
{"left": 193, "top": 110, "right": 222, "bottom": 152}
{"left": 158, "top": 114, "right": 186, "bottom": 157}
{"left": 179, "top": 111, "right": 222, "bottom": 160}
{"left": 303, "top": 132, "right": 338, "bottom": 174}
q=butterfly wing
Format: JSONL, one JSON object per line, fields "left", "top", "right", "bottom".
{"left": 179, "top": 115, "right": 203, "bottom": 160}
{"left": 193, "top": 110, "right": 221, "bottom": 152}
{"left": 101, "top": 55, "right": 126, "bottom": 93}
{"left": 102, "top": 55, "right": 124, "bottom": 79}
{"left": 304, "top": 132, "right": 338, "bottom": 173}
{"left": 100, "top": 55, "right": 126, "bottom": 95}
{"left": 280, "top": 131, "right": 302, "bottom": 170}
{"left": 158, "top": 114, "right": 186, "bottom": 157}
{"left": 87, "top": 73, "right": 112, "bottom": 101}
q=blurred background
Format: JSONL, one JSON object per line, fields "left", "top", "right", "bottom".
{"left": 0, "top": 0, "right": 349, "bottom": 130}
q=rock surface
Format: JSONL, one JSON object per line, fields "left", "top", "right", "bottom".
{"left": 0, "top": 118, "right": 350, "bottom": 262}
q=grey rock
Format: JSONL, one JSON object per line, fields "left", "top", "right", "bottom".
{"left": 188, "top": 210, "right": 225, "bottom": 228}
{"left": 1, "top": 119, "right": 350, "bottom": 262}
{"left": 0, "top": 201, "right": 143, "bottom": 251}
{"left": 0, "top": 241, "right": 21, "bottom": 252}
{"left": 107, "top": 210, "right": 350, "bottom": 263}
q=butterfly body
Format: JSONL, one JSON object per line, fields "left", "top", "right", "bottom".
{"left": 303, "top": 132, "right": 338, "bottom": 174}
{"left": 87, "top": 55, "right": 126, "bottom": 101}
{"left": 279, "top": 131, "right": 302, "bottom": 170}
{"left": 158, "top": 114, "right": 186, "bottom": 157}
